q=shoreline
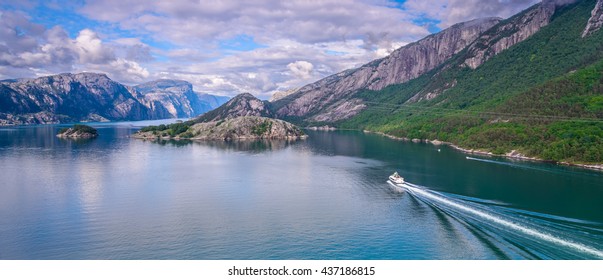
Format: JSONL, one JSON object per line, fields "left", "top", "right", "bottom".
{"left": 363, "top": 130, "right": 603, "bottom": 172}
{"left": 132, "top": 134, "right": 308, "bottom": 141}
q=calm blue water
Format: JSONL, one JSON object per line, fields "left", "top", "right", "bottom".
{"left": 1, "top": 121, "right": 603, "bottom": 259}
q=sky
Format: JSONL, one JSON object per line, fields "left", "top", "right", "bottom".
{"left": 0, "top": 0, "right": 539, "bottom": 99}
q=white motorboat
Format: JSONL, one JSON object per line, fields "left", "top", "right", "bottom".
{"left": 388, "top": 172, "right": 407, "bottom": 191}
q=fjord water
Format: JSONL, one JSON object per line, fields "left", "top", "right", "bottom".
{"left": 1, "top": 122, "right": 602, "bottom": 259}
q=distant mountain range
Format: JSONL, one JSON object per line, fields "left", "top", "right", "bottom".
{"left": 0, "top": 73, "right": 229, "bottom": 125}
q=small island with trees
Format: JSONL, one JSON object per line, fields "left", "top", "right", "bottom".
{"left": 133, "top": 116, "right": 307, "bottom": 141}
{"left": 57, "top": 124, "right": 99, "bottom": 139}
{"left": 133, "top": 93, "right": 307, "bottom": 141}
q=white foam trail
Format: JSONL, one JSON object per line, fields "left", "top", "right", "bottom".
{"left": 466, "top": 156, "right": 514, "bottom": 166}
{"left": 400, "top": 182, "right": 603, "bottom": 259}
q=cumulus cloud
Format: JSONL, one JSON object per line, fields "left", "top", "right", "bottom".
{"left": 0, "top": 12, "right": 75, "bottom": 72}
{"left": 0, "top": 11, "right": 148, "bottom": 81}
{"left": 74, "top": 29, "right": 115, "bottom": 64}
{"left": 287, "top": 61, "right": 314, "bottom": 79}
{"left": 79, "top": 0, "right": 429, "bottom": 45}
{"left": 404, "top": 0, "right": 540, "bottom": 28}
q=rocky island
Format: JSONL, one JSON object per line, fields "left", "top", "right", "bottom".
{"left": 57, "top": 124, "right": 98, "bottom": 139}
{"left": 133, "top": 93, "right": 307, "bottom": 141}
{"left": 134, "top": 116, "right": 306, "bottom": 141}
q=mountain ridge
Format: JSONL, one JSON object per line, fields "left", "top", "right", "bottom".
{"left": 0, "top": 73, "right": 229, "bottom": 125}
{"left": 273, "top": 0, "right": 584, "bottom": 124}
{"left": 273, "top": 17, "right": 502, "bottom": 122}
{"left": 337, "top": 0, "right": 603, "bottom": 164}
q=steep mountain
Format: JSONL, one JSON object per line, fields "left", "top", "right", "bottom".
{"left": 194, "top": 93, "right": 273, "bottom": 123}
{"left": 272, "top": 17, "right": 502, "bottom": 122}
{"left": 274, "top": 1, "right": 583, "bottom": 124}
{"left": 134, "top": 79, "right": 229, "bottom": 118}
{"left": 0, "top": 73, "right": 150, "bottom": 124}
{"left": 340, "top": 0, "right": 603, "bottom": 164}
{"left": 462, "top": 0, "right": 561, "bottom": 69}
{"left": 0, "top": 74, "right": 229, "bottom": 125}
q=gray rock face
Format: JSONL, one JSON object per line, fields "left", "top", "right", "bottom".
{"left": 463, "top": 0, "right": 575, "bottom": 69}
{"left": 274, "top": 18, "right": 500, "bottom": 122}
{"left": 190, "top": 116, "right": 306, "bottom": 140}
{"left": 583, "top": 0, "right": 603, "bottom": 37}
{"left": 195, "top": 93, "right": 273, "bottom": 123}
{"left": 134, "top": 79, "right": 229, "bottom": 119}
{"left": 269, "top": 88, "right": 298, "bottom": 102}
{"left": 0, "top": 73, "right": 151, "bottom": 124}
{"left": 0, "top": 74, "right": 229, "bottom": 125}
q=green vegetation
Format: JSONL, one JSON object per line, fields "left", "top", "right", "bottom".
{"left": 139, "top": 120, "right": 195, "bottom": 137}
{"left": 251, "top": 120, "right": 272, "bottom": 136}
{"left": 58, "top": 124, "right": 98, "bottom": 135}
{"left": 339, "top": 0, "right": 603, "bottom": 164}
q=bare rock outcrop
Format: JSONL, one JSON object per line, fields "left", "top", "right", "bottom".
{"left": 269, "top": 88, "right": 298, "bottom": 102}
{"left": 582, "top": 0, "right": 603, "bottom": 37}
{"left": 464, "top": 0, "right": 577, "bottom": 69}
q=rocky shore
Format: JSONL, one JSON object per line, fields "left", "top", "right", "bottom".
{"left": 363, "top": 130, "right": 603, "bottom": 172}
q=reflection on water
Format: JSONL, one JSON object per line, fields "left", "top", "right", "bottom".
{"left": 0, "top": 122, "right": 602, "bottom": 259}
{"left": 138, "top": 138, "right": 296, "bottom": 153}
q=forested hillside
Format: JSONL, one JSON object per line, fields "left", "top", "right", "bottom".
{"left": 338, "top": 0, "right": 603, "bottom": 163}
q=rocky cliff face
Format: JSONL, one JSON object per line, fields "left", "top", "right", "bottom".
{"left": 462, "top": 1, "right": 575, "bottom": 69}
{"left": 583, "top": 0, "right": 603, "bottom": 37}
{"left": 195, "top": 92, "right": 273, "bottom": 123}
{"left": 273, "top": 18, "right": 501, "bottom": 122}
{"left": 269, "top": 88, "right": 298, "bottom": 102}
{"left": 134, "top": 79, "right": 229, "bottom": 119}
{"left": 0, "top": 73, "right": 151, "bottom": 124}
{"left": 0, "top": 74, "right": 229, "bottom": 125}
{"left": 273, "top": 1, "right": 586, "bottom": 124}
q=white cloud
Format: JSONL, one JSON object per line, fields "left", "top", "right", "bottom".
{"left": 74, "top": 29, "right": 115, "bottom": 64}
{"left": 0, "top": 11, "right": 149, "bottom": 82}
{"left": 287, "top": 61, "right": 314, "bottom": 79}
{"left": 108, "top": 58, "right": 149, "bottom": 82}
{"left": 403, "top": 0, "right": 540, "bottom": 28}
{"left": 1, "top": 0, "right": 539, "bottom": 97}
{"left": 79, "top": 0, "right": 429, "bottom": 45}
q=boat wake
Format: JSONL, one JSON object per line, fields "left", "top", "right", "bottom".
{"left": 465, "top": 156, "right": 601, "bottom": 177}
{"left": 397, "top": 182, "right": 603, "bottom": 259}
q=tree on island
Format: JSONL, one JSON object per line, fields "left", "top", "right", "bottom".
{"left": 57, "top": 124, "right": 98, "bottom": 139}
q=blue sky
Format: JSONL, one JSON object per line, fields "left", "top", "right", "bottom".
{"left": 0, "top": 0, "right": 538, "bottom": 99}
